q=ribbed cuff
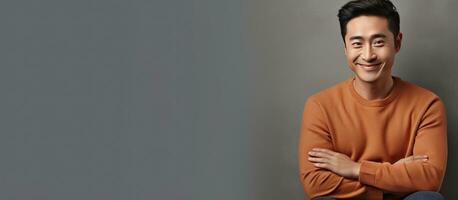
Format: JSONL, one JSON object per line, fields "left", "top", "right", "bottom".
{"left": 359, "top": 161, "right": 379, "bottom": 186}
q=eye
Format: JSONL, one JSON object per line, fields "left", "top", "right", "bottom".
{"left": 374, "top": 40, "right": 385, "bottom": 47}
{"left": 351, "top": 42, "right": 362, "bottom": 48}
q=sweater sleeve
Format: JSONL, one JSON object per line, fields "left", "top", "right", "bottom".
{"left": 359, "top": 97, "right": 448, "bottom": 192}
{"left": 298, "top": 98, "right": 381, "bottom": 199}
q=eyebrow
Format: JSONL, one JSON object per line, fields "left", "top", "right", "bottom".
{"left": 349, "top": 33, "right": 387, "bottom": 41}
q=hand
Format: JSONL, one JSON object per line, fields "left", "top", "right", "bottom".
{"left": 308, "top": 148, "right": 360, "bottom": 179}
{"left": 394, "top": 155, "right": 428, "bottom": 165}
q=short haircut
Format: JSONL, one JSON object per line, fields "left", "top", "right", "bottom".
{"left": 337, "top": 0, "right": 400, "bottom": 42}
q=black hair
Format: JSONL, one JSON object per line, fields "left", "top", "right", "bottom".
{"left": 337, "top": 0, "right": 400, "bottom": 42}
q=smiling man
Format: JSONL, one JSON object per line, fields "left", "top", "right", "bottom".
{"left": 298, "top": 0, "right": 447, "bottom": 200}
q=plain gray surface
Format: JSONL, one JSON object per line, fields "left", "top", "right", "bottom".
{"left": 0, "top": 0, "right": 457, "bottom": 199}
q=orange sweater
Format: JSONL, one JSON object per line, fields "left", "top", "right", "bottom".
{"left": 298, "top": 76, "right": 447, "bottom": 200}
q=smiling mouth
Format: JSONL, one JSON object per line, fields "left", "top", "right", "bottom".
{"left": 357, "top": 63, "right": 381, "bottom": 70}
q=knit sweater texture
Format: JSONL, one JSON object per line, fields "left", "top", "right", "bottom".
{"left": 298, "top": 76, "right": 447, "bottom": 200}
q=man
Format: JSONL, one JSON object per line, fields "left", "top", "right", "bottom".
{"left": 297, "top": 0, "right": 447, "bottom": 199}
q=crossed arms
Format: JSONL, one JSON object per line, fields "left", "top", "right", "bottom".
{"left": 298, "top": 98, "right": 447, "bottom": 199}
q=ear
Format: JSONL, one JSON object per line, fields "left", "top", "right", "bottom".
{"left": 395, "top": 32, "right": 403, "bottom": 52}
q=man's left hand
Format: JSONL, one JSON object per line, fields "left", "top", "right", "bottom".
{"left": 308, "top": 148, "right": 360, "bottom": 179}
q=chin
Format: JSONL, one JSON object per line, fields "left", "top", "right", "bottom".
{"left": 355, "top": 72, "right": 381, "bottom": 83}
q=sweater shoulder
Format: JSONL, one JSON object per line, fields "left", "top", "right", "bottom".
{"left": 400, "top": 80, "right": 441, "bottom": 101}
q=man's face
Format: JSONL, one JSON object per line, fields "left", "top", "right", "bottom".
{"left": 344, "top": 15, "right": 402, "bottom": 83}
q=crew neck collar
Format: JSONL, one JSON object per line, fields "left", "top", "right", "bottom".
{"left": 348, "top": 76, "right": 402, "bottom": 107}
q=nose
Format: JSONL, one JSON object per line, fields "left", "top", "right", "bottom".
{"left": 361, "top": 46, "right": 376, "bottom": 62}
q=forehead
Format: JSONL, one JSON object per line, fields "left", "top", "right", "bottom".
{"left": 345, "top": 15, "right": 393, "bottom": 40}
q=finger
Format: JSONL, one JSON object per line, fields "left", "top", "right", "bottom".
{"left": 308, "top": 157, "right": 328, "bottom": 163}
{"left": 415, "top": 155, "right": 428, "bottom": 161}
{"left": 308, "top": 151, "right": 331, "bottom": 158}
{"left": 405, "top": 156, "right": 414, "bottom": 161}
{"left": 311, "top": 148, "right": 337, "bottom": 156}
{"left": 406, "top": 155, "right": 427, "bottom": 162}
{"left": 313, "top": 163, "right": 329, "bottom": 169}
{"left": 397, "top": 155, "right": 428, "bottom": 164}
{"left": 412, "top": 155, "right": 426, "bottom": 160}
{"left": 418, "top": 155, "right": 428, "bottom": 159}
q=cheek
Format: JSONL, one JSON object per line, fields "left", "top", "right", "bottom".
{"left": 346, "top": 51, "right": 359, "bottom": 63}
{"left": 345, "top": 52, "right": 358, "bottom": 71}
{"left": 376, "top": 48, "right": 396, "bottom": 61}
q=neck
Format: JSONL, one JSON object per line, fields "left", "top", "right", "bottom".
{"left": 353, "top": 76, "right": 394, "bottom": 101}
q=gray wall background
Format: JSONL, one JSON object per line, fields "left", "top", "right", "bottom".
{"left": 1, "top": 0, "right": 457, "bottom": 199}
